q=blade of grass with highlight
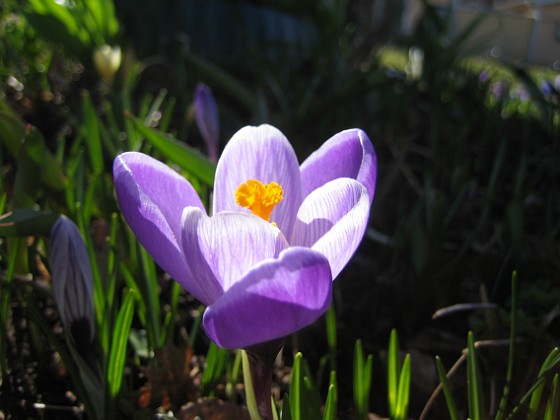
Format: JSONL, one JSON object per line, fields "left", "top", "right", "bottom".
{"left": 323, "top": 371, "right": 338, "bottom": 420}
{"left": 106, "top": 288, "right": 136, "bottom": 399}
{"left": 543, "top": 373, "right": 559, "bottom": 420}
{"left": 467, "top": 331, "right": 484, "bottom": 420}
{"left": 395, "top": 354, "right": 411, "bottom": 420}
{"left": 288, "top": 353, "right": 322, "bottom": 420}
{"left": 388, "top": 328, "right": 400, "bottom": 418}
{"left": 527, "top": 347, "right": 560, "bottom": 419}
{"left": 290, "top": 352, "right": 302, "bottom": 420}
{"left": 242, "top": 349, "right": 262, "bottom": 420}
{"left": 127, "top": 114, "right": 216, "bottom": 186}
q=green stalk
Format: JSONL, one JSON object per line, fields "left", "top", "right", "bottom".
{"left": 495, "top": 271, "right": 518, "bottom": 420}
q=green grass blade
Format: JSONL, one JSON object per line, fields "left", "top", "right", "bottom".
{"left": 281, "top": 393, "right": 292, "bottom": 420}
{"left": 82, "top": 92, "right": 103, "bottom": 175}
{"left": 127, "top": 114, "right": 216, "bottom": 186}
{"left": 242, "top": 350, "right": 262, "bottom": 420}
{"left": 495, "top": 271, "right": 518, "bottom": 420}
{"left": 325, "top": 304, "right": 337, "bottom": 372}
{"left": 353, "top": 339, "right": 372, "bottom": 420}
{"left": 323, "top": 371, "right": 338, "bottom": 420}
{"left": 435, "top": 356, "right": 460, "bottom": 420}
{"left": 226, "top": 350, "right": 243, "bottom": 402}
{"left": 395, "top": 354, "right": 411, "bottom": 420}
{"left": 138, "top": 245, "right": 161, "bottom": 348}
{"left": 388, "top": 328, "right": 399, "bottom": 418}
{"left": 290, "top": 352, "right": 302, "bottom": 420}
{"left": 543, "top": 373, "right": 559, "bottom": 420}
{"left": 467, "top": 331, "right": 484, "bottom": 420}
{"left": 201, "top": 342, "right": 230, "bottom": 396}
{"left": 104, "top": 213, "right": 119, "bottom": 309}
{"left": 106, "top": 288, "right": 136, "bottom": 398}
{"left": 162, "top": 281, "right": 181, "bottom": 345}
{"left": 528, "top": 347, "right": 560, "bottom": 419}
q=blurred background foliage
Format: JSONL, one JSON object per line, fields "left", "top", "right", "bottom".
{"left": 0, "top": 0, "right": 559, "bottom": 418}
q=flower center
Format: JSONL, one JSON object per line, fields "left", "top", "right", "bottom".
{"left": 235, "top": 179, "right": 284, "bottom": 222}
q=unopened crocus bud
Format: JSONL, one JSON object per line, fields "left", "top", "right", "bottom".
{"left": 93, "top": 44, "right": 121, "bottom": 83}
{"left": 194, "top": 83, "right": 220, "bottom": 162}
{"left": 49, "top": 215, "right": 94, "bottom": 348}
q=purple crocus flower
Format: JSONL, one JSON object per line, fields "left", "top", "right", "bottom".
{"left": 113, "top": 124, "right": 376, "bottom": 350}
{"left": 49, "top": 215, "right": 95, "bottom": 347}
{"left": 194, "top": 83, "right": 220, "bottom": 163}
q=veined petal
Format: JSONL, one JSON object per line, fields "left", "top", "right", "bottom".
{"left": 113, "top": 152, "right": 205, "bottom": 289}
{"left": 300, "top": 129, "right": 377, "bottom": 204}
{"left": 213, "top": 125, "right": 302, "bottom": 237}
{"left": 50, "top": 215, "right": 94, "bottom": 343}
{"left": 291, "top": 178, "right": 371, "bottom": 279}
{"left": 202, "top": 247, "right": 332, "bottom": 349}
{"left": 180, "top": 209, "right": 289, "bottom": 304}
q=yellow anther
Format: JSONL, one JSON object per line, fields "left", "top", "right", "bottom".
{"left": 235, "top": 179, "right": 284, "bottom": 222}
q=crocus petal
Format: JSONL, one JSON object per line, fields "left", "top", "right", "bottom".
{"left": 50, "top": 215, "right": 94, "bottom": 342}
{"left": 113, "top": 152, "right": 205, "bottom": 289}
{"left": 180, "top": 209, "right": 289, "bottom": 304}
{"left": 202, "top": 247, "right": 332, "bottom": 349}
{"left": 300, "top": 129, "right": 377, "bottom": 204}
{"left": 291, "top": 178, "right": 370, "bottom": 279}
{"left": 194, "top": 83, "right": 219, "bottom": 163}
{"left": 213, "top": 124, "right": 302, "bottom": 237}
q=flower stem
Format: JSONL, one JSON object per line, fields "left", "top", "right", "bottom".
{"left": 244, "top": 339, "right": 284, "bottom": 420}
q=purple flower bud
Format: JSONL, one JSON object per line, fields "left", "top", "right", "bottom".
{"left": 541, "top": 80, "right": 553, "bottom": 98}
{"left": 49, "top": 215, "right": 94, "bottom": 347}
{"left": 194, "top": 83, "right": 220, "bottom": 163}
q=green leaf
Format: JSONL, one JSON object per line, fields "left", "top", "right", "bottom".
{"left": 289, "top": 353, "right": 321, "bottom": 420}
{"left": 528, "top": 348, "right": 560, "bottom": 420}
{"left": 495, "top": 271, "right": 518, "bottom": 420}
{"left": 353, "top": 339, "right": 372, "bottom": 420}
{"left": 467, "top": 331, "right": 483, "bottom": 420}
{"left": 201, "top": 342, "right": 230, "bottom": 396}
{"left": 395, "top": 354, "right": 411, "bottom": 420}
{"left": 323, "top": 371, "right": 337, "bottom": 420}
{"left": 127, "top": 114, "right": 216, "bottom": 186}
{"left": 242, "top": 350, "right": 262, "bottom": 420}
{"left": 107, "top": 289, "right": 136, "bottom": 398}
{"left": 543, "top": 373, "right": 559, "bottom": 420}
{"left": 281, "top": 393, "right": 292, "bottom": 420}
{"left": 290, "top": 352, "right": 303, "bottom": 420}
{"left": 435, "top": 356, "right": 460, "bottom": 420}
{"left": 325, "top": 304, "right": 337, "bottom": 372}
{"left": 387, "top": 328, "right": 399, "bottom": 418}
{"left": 82, "top": 92, "right": 104, "bottom": 175}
